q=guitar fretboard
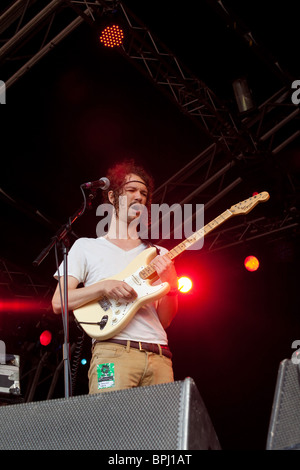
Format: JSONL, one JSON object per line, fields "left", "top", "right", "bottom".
{"left": 139, "top": 209, "right": 232, "bottom": 280}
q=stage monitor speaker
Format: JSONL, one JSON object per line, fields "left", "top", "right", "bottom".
{"left": 267, "top": 359, "right": 300, "bottom": 450}
{"left": 0, "top": 377, "right": 221, "bottom": 450}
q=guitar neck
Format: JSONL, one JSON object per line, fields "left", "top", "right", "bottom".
{"left": 140, "top": 208, "right": 233, "bottom": 279}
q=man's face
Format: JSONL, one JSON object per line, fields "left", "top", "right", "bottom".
{"left": 109, "top": 173, "right": 148, "bottom": 222}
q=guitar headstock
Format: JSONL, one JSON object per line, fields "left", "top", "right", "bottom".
{"left": 230, "top": 191, "right": 270, "bottom": 215}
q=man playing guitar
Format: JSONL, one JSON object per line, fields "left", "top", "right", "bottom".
{"left": 52, "top": 160, "right": 179, "bottom": 393}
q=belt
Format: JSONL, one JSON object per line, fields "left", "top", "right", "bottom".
{"left": 96, "top": 339, "right": 172, "bottom": 359}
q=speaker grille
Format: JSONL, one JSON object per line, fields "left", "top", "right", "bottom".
{"left": 0, "top": 378, "right": 220, "bottom": 450}
{"left": 267, "top": 359, "right": 300, "bottom": 450}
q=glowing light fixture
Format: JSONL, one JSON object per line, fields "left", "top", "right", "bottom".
{"left": 178, "top": 276, "right": 193, "bottom": 293}
{"left": 40, "top": 330, "right": 52, "bottom": 346}
{"left": 99, "top": 24, "right": 124, "bottom": 48}
{"left": 244, "top": 255, "right": 260, "bottom": 272}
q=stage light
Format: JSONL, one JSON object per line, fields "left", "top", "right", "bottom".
{"left": 178, "top": 276, "right": 193, "bottom": 293}
{"left": 39, "top": 330, "right": 52, "bottom": 346}
{"left": 81, "top": 358, "right": 87, "bottom": 366}
{"left": 244, "top": 256, "right": 260, "bottom": 272}
{"left": 99, "top": 24, "right": 124, "bottom": 48}
{"left": 0, "top": 299, "right": 49, "bottom": 312}
{"left": 232, "top": 78, "right": 255, "bottom": 114}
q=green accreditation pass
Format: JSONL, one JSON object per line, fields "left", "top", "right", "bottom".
{"left": 97, "top": 363, "right": 115, "bottom": 390}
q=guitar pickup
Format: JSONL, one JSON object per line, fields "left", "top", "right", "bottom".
{"left": 98, "top": 296, "right": 112, "bottom": 312}
{"left": 130, "top": 274, "right": 142, "bottom": 285}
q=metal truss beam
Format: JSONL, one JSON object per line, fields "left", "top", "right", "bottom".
{"left": 117, "top": 1, "right": 254, "bottom": 156}
{"left": 0, "top": 257, "right": 53, "bottom": 302}
{"left": 206, "top": 0, "right": 294, "bottom": 87}
{"left": 0, "top": 0, "right": 89, "bottom": 88}
{"left": 242, "top": 87, "right": 300, "bottom": 156}
{"left": 204, "top": 212, "right": 300, "bottom": 253}
{"left": 0, "top": 0, "right": 254, "bottom": 156}
{"left": 0, "top": 0, "right": 299, "bottom": 252}
{"left": 0, "top": 0, "right": 38, "bottom": 34}
{"left": 1, "top": 0, "right": 298, "bottom": 159}
{"left": 204, "top": 1, "right": 300, "bottom": 157}
{"left": 152, "top": 142, "right": 241, "bottom": 207}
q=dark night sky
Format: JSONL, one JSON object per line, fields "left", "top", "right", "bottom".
{"left": 1, "top": 0, "right": 300, "bottom": 450}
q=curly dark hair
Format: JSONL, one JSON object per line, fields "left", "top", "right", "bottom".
{"left": 102, "top": 159, "right": 154, "bottom": 212}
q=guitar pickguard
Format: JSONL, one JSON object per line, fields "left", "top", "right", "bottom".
{"left": 104, "top": 266, "right": 166, "bottom": 328}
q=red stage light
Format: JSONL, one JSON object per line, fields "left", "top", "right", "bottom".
{"left": 244, "top": 255, "right": 260, "bottom": 272}
{"left": 178, "top": 276, "right": 193, "bottom": 293}
{"left": 0, "top": 299, "right": 48, "bottom": 312}
{"left": 40, "top": 330, "right": 52, "bottom": 346}
{"left": 99, "top": 24, "right": 124, "bottom": 48}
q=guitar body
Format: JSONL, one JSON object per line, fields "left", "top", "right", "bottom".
{"left": 73, "top": 247, "right": 170, "bottom": 340}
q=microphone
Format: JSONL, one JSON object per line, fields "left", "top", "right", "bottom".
{"left": 81, "top": 177, "right": 110, "bottom": 190}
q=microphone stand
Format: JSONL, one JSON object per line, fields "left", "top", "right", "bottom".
{"left": 33, "top": 189, "right": 96, "bottom": 399}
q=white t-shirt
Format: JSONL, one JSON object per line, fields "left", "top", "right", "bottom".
{"left": 54, "top": 237, "right": 169, "bottom": 344}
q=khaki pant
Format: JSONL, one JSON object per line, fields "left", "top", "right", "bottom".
{"left": 88, "top": 341, "right": 174, "bottom": 394}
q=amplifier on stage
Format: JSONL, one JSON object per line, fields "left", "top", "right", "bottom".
{"left": 0, "top": 354, "right": 21, "bottom": 396}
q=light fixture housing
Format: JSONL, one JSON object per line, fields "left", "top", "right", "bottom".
{"left": 232, "top": 78, "right": 255, "bottom": 114}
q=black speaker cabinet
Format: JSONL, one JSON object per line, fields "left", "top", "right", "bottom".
{"left": 267, "top": 359, "right": 300, "bottom": 450}
{"left": 0, "top": 377, "right": 221, "bottom": 450}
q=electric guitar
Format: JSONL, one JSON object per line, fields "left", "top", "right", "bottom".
{"left": 73, "top": 191, "right": 270, "bottom": 340}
